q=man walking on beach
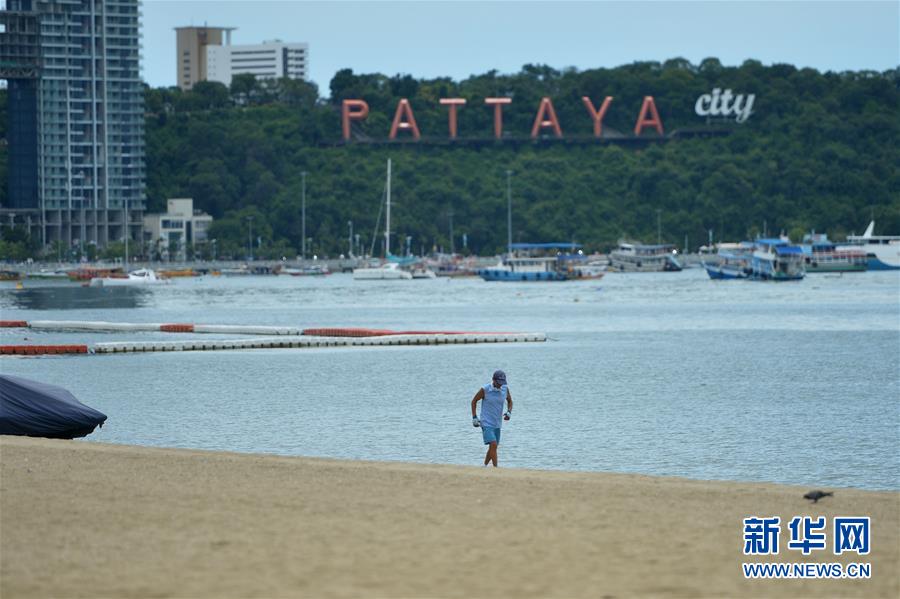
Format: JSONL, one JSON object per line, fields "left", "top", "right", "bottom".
{"left": 471, "top": 370, "right": 513, "bottom": 467}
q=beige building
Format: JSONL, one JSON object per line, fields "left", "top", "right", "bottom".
{"left": 175, "top": 26, "right": 235, "bottom": 91}
{"left": 143, "top": 199, "right": 213, "bottom": 260}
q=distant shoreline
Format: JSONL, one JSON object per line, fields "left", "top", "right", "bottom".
{"left": 2, "top": 436, "right": 897, "bottom": 598}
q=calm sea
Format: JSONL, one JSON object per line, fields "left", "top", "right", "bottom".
{"left": 2, "top": 268, "right": 898, "bottom": 490}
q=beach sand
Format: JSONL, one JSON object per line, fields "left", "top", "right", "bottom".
{"left": 1, "top": 436, "right": 897, "bottom": 598}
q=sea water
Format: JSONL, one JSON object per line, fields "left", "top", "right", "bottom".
{"left": 1, "top": 269, "right": 898, "bottom": 490}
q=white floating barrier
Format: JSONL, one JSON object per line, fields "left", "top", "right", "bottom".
{"left": 90, "top": 332, "right": 545, "bottom": 354}
{"left": 29, "top": 320, "right": 162, "bottom": 332}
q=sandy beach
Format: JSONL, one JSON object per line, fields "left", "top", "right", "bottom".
{"left": 1, "top": 436, "right": 897, "bottom": 598}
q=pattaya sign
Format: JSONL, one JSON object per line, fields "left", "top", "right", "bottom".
{"left": 341, "top": 96, "right": 665, "bottom": 141}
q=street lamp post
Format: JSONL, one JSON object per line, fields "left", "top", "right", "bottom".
{"left": 448, "top": 207, "right": 455, "bottom": 255}
{"left": 348, "top": 220, "right": 353, "bottom": 257}
{"left": 247, "top": 216, "right": 254, "bottom": 261}
{"left": 506, "top": 170, "right": 513, "bottom": 253}
{"left": 301, "top": 171, "right": 307, "bottom": 261}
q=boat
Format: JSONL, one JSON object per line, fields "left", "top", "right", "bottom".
{"left": 0, "top": 374, "right": 107, "bottom": 439}
{"left": 26, "top": 268, "right": 71, "bottom": 280}
{"left": 281, "top": 264, "right": 331, "bottom": 276}
{"left": 748, "top": 238, "right": 805, "bottom": 281}
{"left": 837, "top": 221, "right": 900, "bottom": 270}
{"left": 0, "top": 269, "right": 23, "bottom": 281}
{"left": 353, "top": 261, "right": 413, "bottom": 280}
{"left": 157, "top": 268, "right": 199, "bottom": 278}
{"left": 353, "top": 158, "right": 415, "bottom": 281}
{"left": 800, "top": 233, "right": 867, "bottom": 273}
{"left": 410, "top": 265, "right": 437, "bottom": 279}
{"left": 68, "top": 267, "right": 124, "bottom": 281}
{"left": 478, "top": 243, "right": 598, "bottom": 281}
{"left": 608, "top": 242, "right": 683, "bottom": 272}
{"left": 703, "top": 252, "right": 751, "bottom": 279}
{"left": 89, "top": 268, "right": 169, "bottom": 287}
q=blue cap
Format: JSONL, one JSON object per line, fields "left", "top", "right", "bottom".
{"left": 492, "top": 370, "right": 507, "bottom": 384}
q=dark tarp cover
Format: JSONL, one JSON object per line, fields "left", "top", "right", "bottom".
{"left": 0, "top": 375, "right": 107, "bottom": 439}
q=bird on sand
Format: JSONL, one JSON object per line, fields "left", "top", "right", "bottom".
{"left": 804, "top": 490, "right": 833, "bottom": 503}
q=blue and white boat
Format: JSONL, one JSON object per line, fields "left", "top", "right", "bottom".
{"left": 837, "top": 221, "right": 900, "bottom": 270}
{"left": 748, "top": 238, "right": 805, "bottom": 281}
{"left": 478, "top": 243, "right": 599, "bottom": 281}
{"left": 703, "top": 244, "right": 752, "bottom": 280}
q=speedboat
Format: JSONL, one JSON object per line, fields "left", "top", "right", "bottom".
{"left": 89, "top": 268, "right": 169, "bottom": 287}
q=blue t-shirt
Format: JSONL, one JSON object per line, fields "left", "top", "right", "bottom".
{"left": 480, "top": 382, "right": 508, "bottom": 428}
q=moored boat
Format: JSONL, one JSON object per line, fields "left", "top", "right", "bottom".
{"left": 353, "top": 262, "right": 413, "bottom": 280}
{"left": 281, "top": 264, "right": 331, "bottom": 276}
{"left": 478, "top": 243, "right": 595, "bottom": 281}
{"left": 800, "top": 233, "right": 867, "bottom": 273}
{"left": 837, "top": 221, "right": 900, "bottom": 270}
{"left": 703, "top": 246, "right": 752, "bottom": 280}
{"left": 608, "top": 242, "right": 682, "bottom": 272}
{"left": 748, "top": 238, "right": 805, "bottom": 281}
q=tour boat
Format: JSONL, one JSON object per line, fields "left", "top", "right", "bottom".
{"left": 748, "top": 239, "right": 805, "bottom": 281}
{"left": 478, "top": 243, "right": 598, "bottom": 281}
{"left": 608, "top": 242, "right": 683, "bottom": 272}
{"left": 800, "top": 234, "right": 867, "bottom": 273}
{"left": 837, "top": 221, "right": 900, "bottom": 270}
{"left": 703, "top": 249, "right": 752, "bottom": 279}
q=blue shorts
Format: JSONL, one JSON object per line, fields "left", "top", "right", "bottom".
{"left": 482, "top": 427, "right": 501, "bottom": 445}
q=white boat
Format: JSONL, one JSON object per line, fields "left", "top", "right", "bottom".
{"left": 89, "top": 268, "right": 169, "bottom": 287}
{"left": 352, "top": 262, "right": 413, "bottom": 280}
{"left": 27, "top": 268, "right": 71, "bottom": 280}
{"left": 353, "top": 158, "right": 414, "bottom": 281}
{"left": 609, "top": 242, "right": 683, "bottom": 272}
{"left": 837, "top": 221, "right": 900, "bottom": 270}
{"left": 410, "top": 266, "right": 437, "bottom": 279}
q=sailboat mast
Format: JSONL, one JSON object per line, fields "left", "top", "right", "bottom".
{"left": 385, "top": 158, "right": 392, "bottom": 257}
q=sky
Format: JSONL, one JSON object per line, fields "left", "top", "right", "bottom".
{"left": 141, "top": 0, "right": 899, "bottom": 93}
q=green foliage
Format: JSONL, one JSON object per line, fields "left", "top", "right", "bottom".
{"left": 3, "top": 62, "right": 900, "bottom": 258}
{"left": 141, "top": 62, "right": 899, "bottom": 255}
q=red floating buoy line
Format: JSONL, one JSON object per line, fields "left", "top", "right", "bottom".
{"left": 0, "top": 320, "right": 545, "bottom": 355}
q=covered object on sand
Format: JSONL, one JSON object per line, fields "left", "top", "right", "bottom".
{"left": 0, "top": 375, "right": 107, "bottom": 439}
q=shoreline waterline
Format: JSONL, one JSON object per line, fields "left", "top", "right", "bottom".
{"left": 2, "top": 436, "right": 897, "bottom": 598}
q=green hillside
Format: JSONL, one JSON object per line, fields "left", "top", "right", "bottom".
{"left": 3, "top": 58, "right": 900, "bottom": 258}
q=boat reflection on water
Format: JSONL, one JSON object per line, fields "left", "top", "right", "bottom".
{"left": 2, "top": 285, "right": 152, "bottom": 310}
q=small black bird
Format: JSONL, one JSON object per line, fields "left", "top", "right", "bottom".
{"left": 804, "top": 490, "right": 833, "bottom": 503}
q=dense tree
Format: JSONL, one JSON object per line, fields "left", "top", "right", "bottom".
{"left": 1, "top": 60, "right": 898, "bottom": 259}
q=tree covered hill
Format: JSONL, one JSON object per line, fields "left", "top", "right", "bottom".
{"left": 3, "top": 58, "right": 899, "bottom": 258}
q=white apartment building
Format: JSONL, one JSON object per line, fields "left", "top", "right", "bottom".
{"left": 206, "top": 40, "right": 309, "bottom": 86}
{"left": 143, "top": 198, "right": 213, "bottom": 261}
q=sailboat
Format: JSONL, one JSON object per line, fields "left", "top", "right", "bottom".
{"left": 353, "top": 159, "right": 413, "bottom": 280}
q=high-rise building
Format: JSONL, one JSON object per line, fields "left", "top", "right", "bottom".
{"left": 1, "top": 0, "right": 146, "bottom": 249}
{"left": 174, "top": 25, "right": 234, "bottom": 91}
{"left": 175, "top": 27, "right": 309, "bottom": 90}
{"left": 206, "top": 40, "right": 309, "bottom": 86}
